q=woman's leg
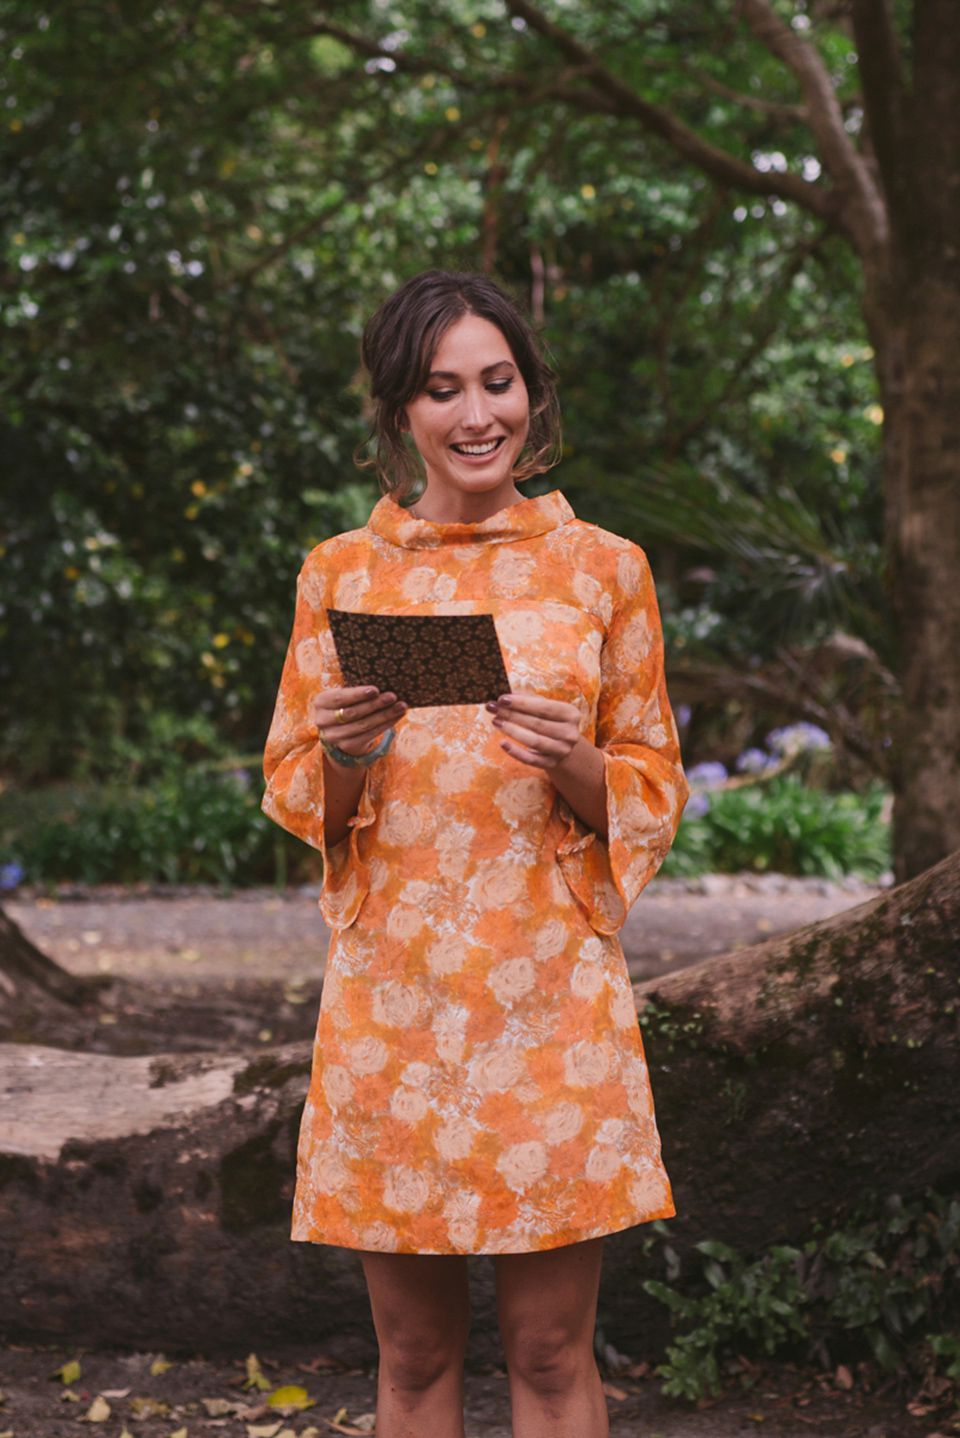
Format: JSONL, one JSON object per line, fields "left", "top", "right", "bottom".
{"left": 360, "top": 1252, "right": 471, "bottom": 1438}
{"left": 494, "top": 1237, "right": 608, "bottom": 1438}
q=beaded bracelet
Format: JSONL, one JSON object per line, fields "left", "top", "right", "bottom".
{"left": 319, "top": 726, "right": 396, "bottom": 769}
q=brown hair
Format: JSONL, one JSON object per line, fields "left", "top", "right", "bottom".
{"left": 357, "top": 270, "right": 562, "bottom": 496}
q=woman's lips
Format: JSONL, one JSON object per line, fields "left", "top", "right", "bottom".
{"left": 450, "top": 437, "right": 506, "bottom": 461}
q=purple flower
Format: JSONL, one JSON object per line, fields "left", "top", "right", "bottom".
{"left": 675, "top": 703, "right": 692, "bottom": 730}
{"left": 686, "top": 760, "right": 728, "bottom": 791}
{"left": 736, "top": 747, "right": 776, "bottom": 774}
{"left": 683, "top": 792, "right": 711, "bottom": 819}
{"left": 767, "top": 723, "right": 831, "bottom": 757}
{"left": 0, "top": 861, "right": 24, "bottom": 890}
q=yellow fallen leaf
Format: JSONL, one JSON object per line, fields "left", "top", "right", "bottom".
{"left": 266, "top": 1386, "right": 314, "bottom": 1412}
{"left": 82, "top": 1395, "right": 111, "bottom": 1423}
{"left": 333, "top": 1410, "right": 348, "bottom": 1426}
{"left": 0, "top": 1428, "right": 12, "bottom": 1438}
{"left": 300, "top": 1429, "right": 321, "bottom": 1438}
{"left": 246, "top": 1424, "right": 282, "bottom": 1438}
{"left": 100, "top": 1388, "right": 131, "bottom": 1399}
{"left": 601, "top": 1382, "right": 627, "bottom": 1401}
{"left": 120, "top": 1430, "right": 135, "bottom": 1438}
{"left": 51, "top": 1359, "right": 81, "bottom": 1385}
{"left": 61, "top": 1389, "right": 81, "bottom": 1403}
{"left": 130, "top": 1396, "right": 172, "bottom": 1418}
{"left": 353, "top": 1416, "right": 377, "bottom": 1433}
{"left": 168, "top": 1428, "right": 188, "bottom": 1438}
{"left": 243, "top": 1355, "right": 272, "bottom": 1393}
{"left": 151, "top": 1358, "right": 173, "bottom": 1376}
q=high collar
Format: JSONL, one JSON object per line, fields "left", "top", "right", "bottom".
{"left": 367, "top": 490, "right": 574, "bottom": 550}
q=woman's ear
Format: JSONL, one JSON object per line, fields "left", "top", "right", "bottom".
{"left": 399, "top": 410, "right": 410, "bottom": 434}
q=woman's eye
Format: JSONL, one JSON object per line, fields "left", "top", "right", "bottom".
{"left": 427, "top": 388, "right": 457, "bottom": 402}
{"left": 487, "top": 378, "right": 513, "bottom": 394}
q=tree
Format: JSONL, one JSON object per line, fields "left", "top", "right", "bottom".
{"left": 299, "top": 0, "right": 959, "bottom": 879}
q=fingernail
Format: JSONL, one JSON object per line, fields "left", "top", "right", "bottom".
{"left": 499, "top": 695, "right": 512, "bottom": 706}
{"left": 485, "top": 702, "right": 497, "bottom": 713}
{"left": 364, "top": 687, "right": 378, "bottom": 696}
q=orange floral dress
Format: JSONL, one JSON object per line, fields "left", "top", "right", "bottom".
{"left": 262, "top": 490, "right": 689, "bottom": 1255}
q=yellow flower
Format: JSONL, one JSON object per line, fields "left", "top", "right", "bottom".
{"left": 829, "top": 447, "right": 847, "bottom": 464}
{"left": 864, "top": 404, "right": 884, "bottom": 424}
{"left": 581, "top": 184, "right": 596, "bottom": 200}
{"left": 212, "top": 632, "right": 230, "bottom": 648}
{"left": 191, "top": 479, "right": 206, "bottom": 496}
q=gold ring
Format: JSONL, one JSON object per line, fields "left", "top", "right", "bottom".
{"left": 335, "top": 707, "right": 347, "bottom": 724}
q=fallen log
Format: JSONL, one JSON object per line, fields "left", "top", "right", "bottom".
{"left": 1, "top": 851, "right": 958, "bottom": 1354}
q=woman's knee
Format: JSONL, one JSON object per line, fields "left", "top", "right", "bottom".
{"left": 504, "top": 1324, "right": 592, "bottom": 1397}
{"left": 379, "top": 1321, "right": 468, "bottom": 1394}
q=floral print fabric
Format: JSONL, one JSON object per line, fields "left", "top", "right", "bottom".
{"left": 262, "top": 491, "right": 689, "bottom": 1254}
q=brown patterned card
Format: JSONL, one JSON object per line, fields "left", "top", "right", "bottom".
{"left": 327, "top": 609, "right": 511, "bottom": 708}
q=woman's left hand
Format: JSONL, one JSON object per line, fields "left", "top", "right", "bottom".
{"left": 486, "top": 692, "right": 582, "bottom": 771}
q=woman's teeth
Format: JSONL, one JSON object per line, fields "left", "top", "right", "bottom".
{"left": 452, "top": 439, "right": 502, "bottom": 455}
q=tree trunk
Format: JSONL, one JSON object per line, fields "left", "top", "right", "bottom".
{"left": 865, "top": 0, "right": 960, "bottom": 881}
{"left": 0, "top": 906, "right": 98, "bottom": 1044}
{"left": 1, "top": 852, "right": 958, "bottom": 1354}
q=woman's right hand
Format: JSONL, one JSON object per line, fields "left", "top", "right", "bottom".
{"left": 311, "top": 686, "right": 407, "bottom": 760}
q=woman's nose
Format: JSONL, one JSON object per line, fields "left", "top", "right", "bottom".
{"left": 461, "top": 386, "right": 493, "bottom": 428}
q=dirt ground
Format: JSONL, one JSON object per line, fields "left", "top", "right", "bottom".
{"left": 0, "top": 1333, "right": 947, "bottom": 1438}
{"left": 7, "top": 871, "right": 883, "bottom": 988}
{"left": 8, "top": 872, "right": 948, "bottom": 1438}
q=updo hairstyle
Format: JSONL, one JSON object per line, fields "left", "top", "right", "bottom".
{"left": 358, "top": 270, "right": 561, "bottom": 497}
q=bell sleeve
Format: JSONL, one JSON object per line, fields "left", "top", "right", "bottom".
{"left": 556, "top": 544, "right": 689, "bottom": 935}
{"left": 261, "top": 554, "right": 375, "bottom": 930}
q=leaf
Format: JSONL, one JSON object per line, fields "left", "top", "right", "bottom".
{"left": 60, "top": 1389, "right": 81, "bottom": 1403}
{"left": 352, "top": 1416, "right": 377, "bottom": 1433}
{"left": 601, "top": 1383, "right": 627, "bottom": 1401}
{"left": 51, "top": 1359, "right": 82, "bottom": 1385}
{"left": 299, "top": 1430, "right": 321, "bottom": 1438}
{"left": 150, "top": 1359, "right": 173, "bottom": 1376}
{"left": 202, "top": 1398, "right": 237, "bottom": 1416}
{"left": 100, "top": 1388, "right": 131, "bottom": 1398}
{"left": 119, "top": 1430, "right": 135, "bottom": 1438}
{"left": 834, "top": 1364, "right": 853, "bottom": 1390}
{"left": 246, "top": 1424, "right": 282, "bottom": 1438}
{"left": 168, "top": 1429, "right": 189, "bottom": 1438}
{"left": 130, "top": 1396, "right": 172, "bottom": 1418}
{"left": 243, "top": 1355, "right": 273, "bottom": 1393}
{"left": 81, "top": 1395, "right": 111, "bottom": 1423}
{"left": 0, "top": 1428, "right": 12, "bottom": 1438}
{"left": 266, "top": 1385, "right": 315, "bottom": 1412}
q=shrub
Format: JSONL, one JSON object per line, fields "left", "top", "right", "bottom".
{"left": 661, "top": 775, "right": 891, "bottom": 880}
{"left": 644, "top": 1193, "right": 960, "bottom": 1400}
{"left": 0, "top": 768, "right": 318, "bottom": 889}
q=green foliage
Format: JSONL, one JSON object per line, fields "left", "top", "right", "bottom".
{"left": 645, "top": 1242, "right": 808, "bottom": 1400}
{"left": 644, "top": 1194, "right": 960, "bottom": 1401}
{"left": 0, "top": 769, "right": 315, "bottom": 889}
{"left": 1, "top": 0, "right": 885, "bottom": 788}
{"left": 661, "top": 777, "right": 891, "bottom": 880}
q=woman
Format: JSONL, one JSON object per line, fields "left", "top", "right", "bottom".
{"left": 262, "top": 270, "right": 689, "bottom": 1438}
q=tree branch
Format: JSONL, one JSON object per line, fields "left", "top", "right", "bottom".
{"left": 739, "top": 0, "right": 888, "bottom": 258}
{"left": 683, "top": 65, "right": 808, "bottom": 124}
{"left": 504, "top": 0, "right": 834, "bottom": 217}
{"left": 849, "top": 0, "right": 907, "bottom": 222}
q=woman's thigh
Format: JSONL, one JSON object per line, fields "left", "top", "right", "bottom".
{"left": 494, "top": 1237, "right": 604, "bottom": 1371}
{"left": 361, "top": 1252, "right": 471, "bottom": 1368}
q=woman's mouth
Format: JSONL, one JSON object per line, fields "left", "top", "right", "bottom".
{"left": 450, "top": 437, "right": 505, "bottom": 459}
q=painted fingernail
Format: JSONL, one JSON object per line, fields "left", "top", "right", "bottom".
{"left": 498, "top": 695, "right": 512, "bottom": 705}
{"left": 485, "top": 702, "right": 498, "bottom": 713}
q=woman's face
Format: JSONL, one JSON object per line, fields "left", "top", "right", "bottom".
{"left": 402, "top": 313, "right": 530, "bottom": 520}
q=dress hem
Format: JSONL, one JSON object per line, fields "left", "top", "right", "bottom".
{"left": 289, "top": 1200, "right": 676, "bottom": 1256}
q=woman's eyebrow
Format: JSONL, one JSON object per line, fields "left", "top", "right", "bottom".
{"left": 426, "top": 360, "right": 516, "bottom": 380}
